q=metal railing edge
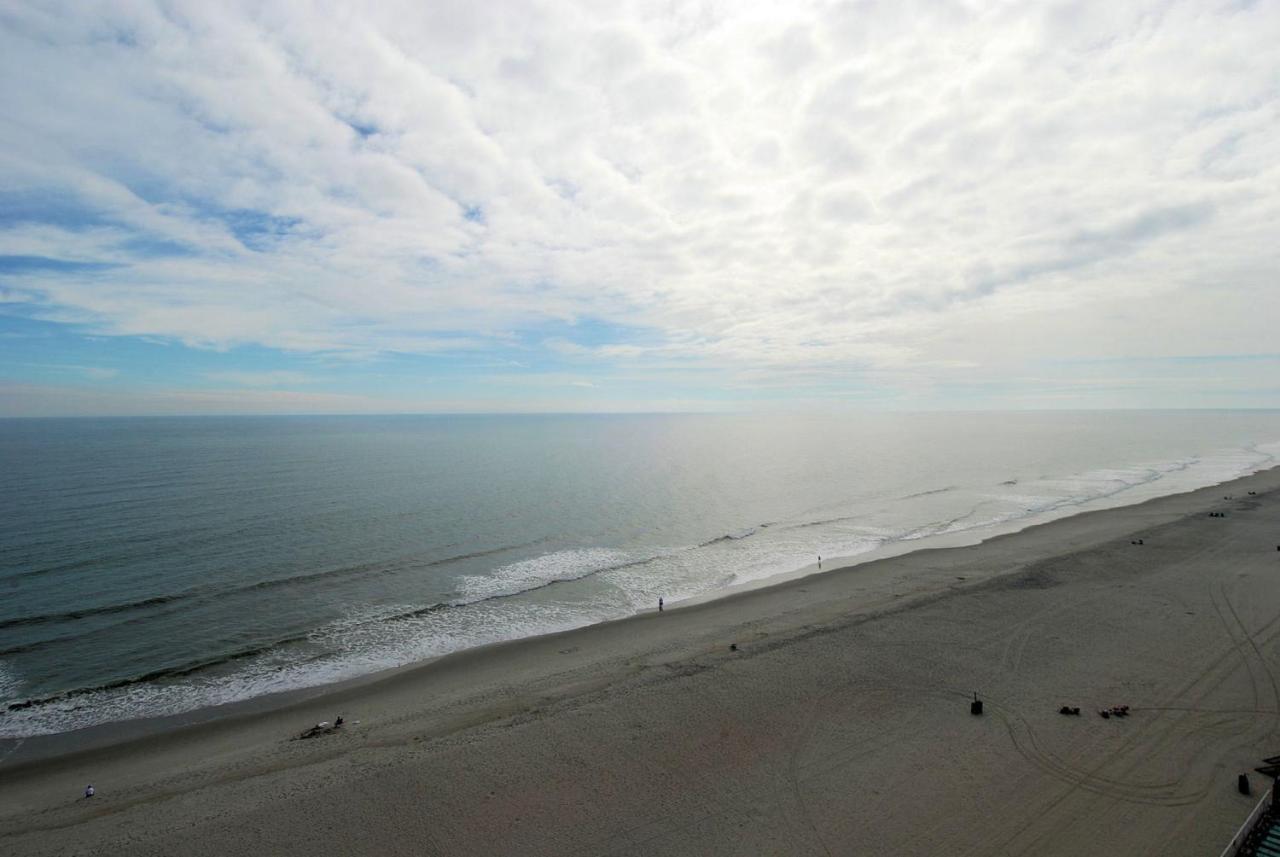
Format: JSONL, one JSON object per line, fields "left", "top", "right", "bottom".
{"left": 1219, "top": 785, "right": 1273, "bottom": 857}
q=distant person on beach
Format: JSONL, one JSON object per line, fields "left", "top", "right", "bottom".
{"left": 818, "top": 554, "right": 822, "bottom": 569}
{"left": 84, "top": 785, "right": 94, "bottom": 799}
{"left": 658, "top": 597, "right": 664, "bottom": 612}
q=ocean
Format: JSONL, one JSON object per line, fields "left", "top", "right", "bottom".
{"left": 2, "top": 411, "right": 1279, "bottom": 738}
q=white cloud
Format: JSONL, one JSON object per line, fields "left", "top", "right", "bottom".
{"left": 203, "top": 370, "right": 317, "bottom": 387}
{"left": 1, "top": 0, "right": 1278, "bottom": 400}
{"left": 14, "top": 362, "right": 119, "bottom": 380}
{"left": 0, "top": 381, "right": 719, "bottom": 417}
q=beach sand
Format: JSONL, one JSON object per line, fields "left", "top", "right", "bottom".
{"left": 3, "top": 467, "right": 1280, "bottom": 856}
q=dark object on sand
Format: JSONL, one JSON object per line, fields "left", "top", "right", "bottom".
{"left": 1239, "top": 773, "right": 1251, "bottom": 795}
{"left": 1099, "top": 705, "right": 1130, "bottom": 719}
{"left": 1059, "top": 706, "right": 1081, "bottom": 716}
{"left": 970, "top": 692, "right": 983, "bottom": 716}
{"left": 295, "top": 719, "right": 344, "bottom": 741}
{"left": 1099, "top": 710, "right": 1110, "bottom": 719}
{"left": 729, "top": 643, "right": 737, "bottom": 651}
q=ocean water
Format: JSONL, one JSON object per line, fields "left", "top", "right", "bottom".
{"left": 2, "top": 411, "right": 1279, "bottom": 737}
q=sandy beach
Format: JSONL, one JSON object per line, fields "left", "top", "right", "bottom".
{"left": 3, "top": 466, "right": 1280, "bottom": 856}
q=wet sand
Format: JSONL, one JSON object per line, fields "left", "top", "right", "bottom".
{"left": 3, "top": 467, "right": 1280, "bottom": 856}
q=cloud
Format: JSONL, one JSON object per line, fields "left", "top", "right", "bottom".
{"left": 0, "top": 381, "right": 718, "bottom": 417}
{"left": 12, "top": 362, "right": 119, "bottom": 380}
{"left": 0, "top": 0, "right": 1277, "bottom": 405}
{"left": 203, "top": 370, "right": 317, "bottom": 387}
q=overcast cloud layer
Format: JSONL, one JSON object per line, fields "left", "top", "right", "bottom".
{"left": 2, "top": 0, "right": 1279, "bottom": 413}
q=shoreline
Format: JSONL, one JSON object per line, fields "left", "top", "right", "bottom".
{"left": 2, "top": 461, "right": 1276, "bottom": 766}
{"left": 7, "top": 435, "right": 1274, "bottom": 746}
{"left": 5, "top": 421, "right": 1274, "bottom": 743}
{"left": 4, "top": 464, "right": 1280, "bottom": 854}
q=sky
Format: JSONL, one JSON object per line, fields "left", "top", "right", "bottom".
{"left": 1, "top": 0, "right": 1278, "bottom": 416}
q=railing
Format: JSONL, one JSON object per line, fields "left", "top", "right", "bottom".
{"left": 1218, "top": 785, "right": 1273, "bottom": 857}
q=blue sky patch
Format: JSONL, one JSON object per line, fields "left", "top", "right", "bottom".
{"left": 0, "top": 256, "right": 120, "bottom": 275}
{"left": 221, "top": 210, "right": 303, "bottom": 251}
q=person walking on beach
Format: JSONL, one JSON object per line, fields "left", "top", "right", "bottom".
{"left": 658, "top": 597, "right": 664, "bottom": 613}
{"left": 84, "top": 785, "right": 94, "bottom": 799}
